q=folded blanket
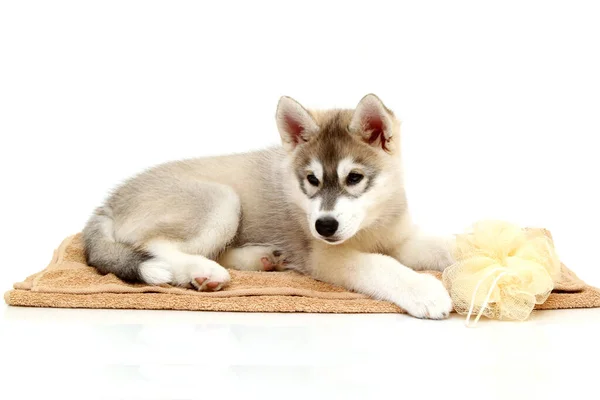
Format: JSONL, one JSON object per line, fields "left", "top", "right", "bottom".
{"left": 5, "top": 234, "right": 600, "bottom": 313}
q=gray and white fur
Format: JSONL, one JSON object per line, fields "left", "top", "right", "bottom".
{"left": 83, "top": 94, "right": 454, "bottom": 318}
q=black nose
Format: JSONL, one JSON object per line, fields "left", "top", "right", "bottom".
{"left": 315, "top": 217, "right": 339, "bottom": 237}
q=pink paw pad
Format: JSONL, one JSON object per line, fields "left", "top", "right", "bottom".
{"left": 194, "top": 277, "right": 207, "bottom": 286}
{"left": 261, "top": 257, "right": 275, "bottom": 271}
{"left": 206, "top": 281, "right": 220, "bottom": 290}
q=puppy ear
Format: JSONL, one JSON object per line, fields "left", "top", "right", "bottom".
{"left": 349, "top": 94, "right": 397, "bottom": 152}
{"left": 276, "top": 96, "right": 320, "bottom": 152}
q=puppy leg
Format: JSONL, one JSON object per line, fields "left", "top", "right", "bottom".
{"left": 312, "top": 248, "right": 452, "bottom": 319}
{"left": 138, "top": 182, "right": 240, "bottom": 291}
{"left": 218, "top": 246, "right": 287, "bottom": 271}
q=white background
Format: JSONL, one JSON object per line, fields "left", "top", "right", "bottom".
{"left": 1, "top": 1, "right": 599, "bottom": 399}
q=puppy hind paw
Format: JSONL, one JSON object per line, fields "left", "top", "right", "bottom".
{"left": 260, "top": 248, "right": 288, "bottom": 271}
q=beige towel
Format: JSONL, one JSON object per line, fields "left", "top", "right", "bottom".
{"left": 5, "top": 234, "right": 600, "bottom": 313}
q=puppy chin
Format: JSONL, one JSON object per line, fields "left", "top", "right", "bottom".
{"left": 311, "top": 232, "right": 355, "bottom": 245}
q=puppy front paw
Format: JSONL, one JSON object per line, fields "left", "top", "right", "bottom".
{"left": 398, "top": 235, "right": 455, "bottom": 272}
{"left": 400, "top": 274, "right": 453, "bottom": 319}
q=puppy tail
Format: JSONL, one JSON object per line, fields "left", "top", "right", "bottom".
{"left": 82, "top": 206, "right": 151, "bottom": 282}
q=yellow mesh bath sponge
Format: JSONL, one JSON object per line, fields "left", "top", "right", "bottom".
{"left": 442, "top": 220, "right": 562, "bottom": 326}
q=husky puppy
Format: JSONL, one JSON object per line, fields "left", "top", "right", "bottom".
{"left": 83, "top": 94, "right": 454, "bottom": 319}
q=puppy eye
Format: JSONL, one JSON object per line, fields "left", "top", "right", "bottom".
{"left": 346, "top": 172, "right": 364, "bottom": 186}
{"left": 307, "top": 174, "right": 320, "bottom": 186}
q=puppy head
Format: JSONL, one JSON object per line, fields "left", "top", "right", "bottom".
{"left": 276, "top": 94, "right": 404, "bottom": 244}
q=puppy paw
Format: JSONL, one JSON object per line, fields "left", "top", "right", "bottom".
{"left": 219, "top": 245, "right": 288, "bottom": 272}
{"left": 189, "top": 260, "right": 231, "bottom": 292}
{"left": 400, "top": 274, "right": 453, "bottom": 319}
{"left": 398, "top": 235, "right": 456, "bottom": 272}
{"left": 259, "top": 248, "right": 288, "bottom": 271}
